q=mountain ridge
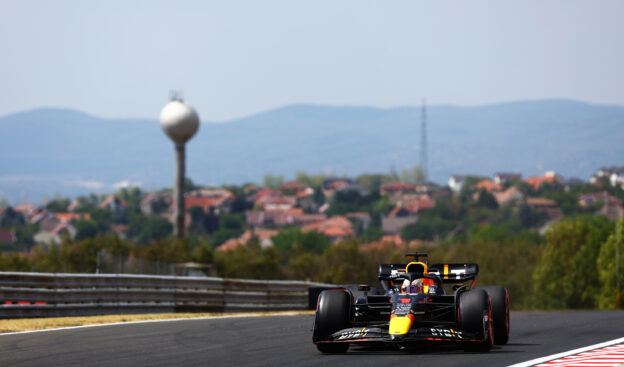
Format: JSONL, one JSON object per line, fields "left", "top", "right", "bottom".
{"left": 1, "top": 99, "right": 622, "bottom": 203}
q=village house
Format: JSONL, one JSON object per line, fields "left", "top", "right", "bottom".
{"left": 322, "top": 178, "right": 367, "bottom": 197}
{"left": 217, "top": 228, "right": 279, "bottom": 252}
{"left": 448, "top": 175, "right": 468, "bottom": 194}
{"left": 474, "top": 179, "right": 502, "bottom": 193}
{"left": 302, "top": 215, "right": 355, "bottom": 243}
{"left": 99, "top": 195, "right": 128, "bottom": 211}
{"left": 525, "top": 197, "right": 563, "bottom": 219}
{"left": 525, "top": 171, "right": 561, "bottom": 190}
{"left": 379, "top": 182, "right": 417, "bottom": 196}
{"left": 493, "top": 186, "right": 524, "bottom": 205}
{"left": 140, "top": 192, "right": 172, "bottom": 216}
{"left": 381, "top": 194, "right": 435, "bottom": 234}
{"left": 0, "top": 229, "right": 15, "bottom": 245}
{"left": 578, "top": 192, "right": 624, "bottom": 220}
{"left": 493, "top": 173, "right": 522, "bottom": 185}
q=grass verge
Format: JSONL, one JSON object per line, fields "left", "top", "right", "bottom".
{"left": 0, "top": 310, "right": 315, "bottom": 333}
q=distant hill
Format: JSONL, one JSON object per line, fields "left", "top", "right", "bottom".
{"left": 1, "top": 100, "right": 623, "bottom": 203}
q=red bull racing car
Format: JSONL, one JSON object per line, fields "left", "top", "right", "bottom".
{"left": 312, "top": 253, "right": 510, "bottom": 353}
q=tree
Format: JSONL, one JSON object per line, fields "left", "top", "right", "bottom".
{"left": 597, "top": 218, "right": 624, "bottom": 309}
{"left": 475, "top": 189, "right": 499, "bottom": 209}
{"left": 271, "top": 227, "right": 330, "bottom": 254}
{"left": 45, "top": 196, "right": 71, "bottom": 212}
{"left": 318, "top": 239, "right": 375, "bottom": 284}
{"left": 263, "top": 173, "right": 284, "bottom": 189}
{"left": 127, "top": 216, "right": 173, "bottom": 245}
{"left": 0, "top": 207, "right": 25, "bottom": 227}
{"left": 74, "top": 219, "right": 99, "bottom": 240}
{"left": 295, "top": 171, "right": 325, "bottom": 189}
{"left": 533, "top": 215, "right": 612, "bottom": 309}
{"left": 399, "top": 165, "right": 425, "bottom": 185}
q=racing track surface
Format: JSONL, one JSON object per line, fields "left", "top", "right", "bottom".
{"left": 1, "top": 311, "right": 623, "bottom": 367}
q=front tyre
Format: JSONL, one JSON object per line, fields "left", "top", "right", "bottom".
{"left": 459, "top": 289, "right": 493, "bottom": 352}
{"left": 478, "top": 286, "right": 510, "bottom": 345}
{"left": 313, "top": 290, "right": 351, "bottom": 353}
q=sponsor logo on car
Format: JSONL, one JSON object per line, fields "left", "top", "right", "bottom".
{"left": 338, "top": 328, "right": 370, "bottom": 340}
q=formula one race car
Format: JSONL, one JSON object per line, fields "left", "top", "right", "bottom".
{"left": 313, "top": 253, "right": 510, "bottom": 353}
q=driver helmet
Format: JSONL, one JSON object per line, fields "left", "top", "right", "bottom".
{"left": 402, "top": 278, "right": 423, "bottom": 293}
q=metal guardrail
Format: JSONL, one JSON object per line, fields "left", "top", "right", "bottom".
{"left": 0, "top": 272, "right": 333, "bottom": 318}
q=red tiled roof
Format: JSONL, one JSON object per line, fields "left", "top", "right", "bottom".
{"left": 217, "top": 229, "right": 279, "bottom": 252}
{"left": 54, "top": 212, "right": 91, "bottom": 222}
{"left": 380, "top": 182, "right": 417, "bottom": 193}
{"left": 493, "top": 186, "right": 522, "bottom": 205}
{"left": 13, "top": 204, "right": 37, "bottom": 214}
{"left": 381, "top": 234, "right": 403, "bottom": 246}
{"left": 302, "top": 215, "right": 354, "bottom": 238}
{"left": 279, "top": 181, "right": 307, "bottom": 192}
{"left": 0, "top": 229, "right": 15, "bottom": 243}
{"left": 184, "top": 196, "right": 221, "bottom": 213}
{"left": 526, "top": 197, "right": 558, "bottom": 207}
{"left": 217, "top": 238, "right": 244, "bottom": 252}
{"left": 526, "top": 176, "right": 556, "bottom": 190}
{"left": 474, "top": 179, "right": 502, "bottom": 193}
{"left": 98, "top": 195, "right": 128, "bottom": 209}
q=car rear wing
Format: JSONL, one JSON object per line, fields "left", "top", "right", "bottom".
{"left": 378, "top": 263, "right": 478, "bottom": 283}
{"left": 429, "top": 263, "right": 479, "bottom": 283}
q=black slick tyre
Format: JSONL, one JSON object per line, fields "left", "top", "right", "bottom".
{"left": 459, "top": 289, "right": 493, "bottom": 352}
{"left": 478, "top": 286, "right": 510, "bottom": 345}
{"left": 313, "top": 290, "right": 350, "bottom": 353}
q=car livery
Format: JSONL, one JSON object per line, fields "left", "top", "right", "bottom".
{"left": 312, "top": 253, "right": 510, "bottom": 353}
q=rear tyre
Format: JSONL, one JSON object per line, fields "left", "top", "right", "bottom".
{"left": 313, "top": 290, "right": 351, "bottom": 353}
{"left": 459, "top": 289, "right": 493, "bottom": 352}
{"left": 478, "top": 286, "right": 510, "bottom": 345}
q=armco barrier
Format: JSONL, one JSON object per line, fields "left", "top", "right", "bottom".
{"left": 0, "top": 272, "right": 333, "bottom": 318}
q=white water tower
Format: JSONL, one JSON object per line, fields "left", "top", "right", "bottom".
{"left": 160, "top": 93, "right": 199, "bottom": 238}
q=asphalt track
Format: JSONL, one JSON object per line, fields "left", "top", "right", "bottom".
{"left": 1, "top": 311, "right": 623, "bottom": 367}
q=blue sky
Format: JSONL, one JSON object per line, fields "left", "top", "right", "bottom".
{"left": 1, "top": 0, "right": 622, "bottom": 121}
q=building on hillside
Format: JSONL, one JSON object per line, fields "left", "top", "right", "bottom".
{"left": 448, "top": 175, "right": 468, "bottom": 194}
{"left": 579, "top": 192, "right": 624, "bottom": 220}
{"left": 34, "top": 221, "right": 77, "bottom": 245}
{"left": 302, "top": 215, "right": 354, "bottom": 243}
{"left": 493, "top": 186, "right": 524, "bottom": 205}
{"left": 562, "top": 177, "right": 585, "bottom": 191}
{"left": 217, "top": 228, "right": 279, "bottom": 252}
{"left": 381, "top": 205, "right": 418, "bottom": 234}
{"left": 592, "top": 167, "right": 624, "bottom": 185}
{"left": 279, "top": 181, "right": 308, "bottom": 195}
{"left": 525, "top": 197, "right": 563, "bottom": 219}
{"left": 414, "top": 181, "right": 441, "bottom": 194}
{"left": 53, "top": 212, "right": 91, "bottom": 222}
{"left": 0, "top": 229, "right": 15, "bottom": 245}
{"left": 140, "top": 192, "right": 172, "bottom": 216}
{"left": 13, "top": 204, "right": 39, "bottom": 222}
{"left": 346, "top": 212, "right": 371, "bottom": 233}
{"left": 474, "top": 179, "right": 503, "bottom": 193}
{"left": 379, "top": 182, "right": 417, "bottom": 196}
{"left": 246, "top": 208, "right": 304, "bottom": 228}
{"left": 611, "top": 171, "right": 624, "bottom": 189}
{"left": 322, "top": 178, "right": 368, "bottom": 197}
{"left": 493, "top": 173, "right": 522, "bottom": 185}
{"left": 99, "top": 195, "right": 128, "bottom": 211}
{"left": 185, "top": 189, "right": 234, "bottom": 214}
{"left": 525, "top": 171, "right": 561, "bottom": 190}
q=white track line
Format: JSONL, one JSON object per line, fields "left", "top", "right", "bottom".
{"left": 0, "top": 311, "right": 306, "bottom": 337}
{"left": 508, "top": 337, "right": 624, "bottom": 367}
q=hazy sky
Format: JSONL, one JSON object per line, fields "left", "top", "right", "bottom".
{"left": 1, "top": 0, "right": 623, "bottom": 121}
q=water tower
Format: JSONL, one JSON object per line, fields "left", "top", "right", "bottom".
{"left": 160, "top": 93, "right": 199, "bottom": 238}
